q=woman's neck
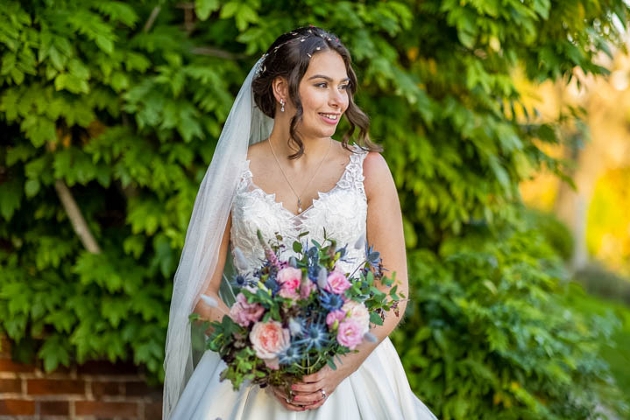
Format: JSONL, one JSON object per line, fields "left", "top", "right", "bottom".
{"left": 268, "top": 130, "right": 333, "bottom": 163}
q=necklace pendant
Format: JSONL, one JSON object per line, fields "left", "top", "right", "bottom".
{"left": 297, "top": 198, "right": 303, "bottom": 214}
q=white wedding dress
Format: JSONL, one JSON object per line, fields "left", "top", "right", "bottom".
{"left": 169, "top": 148, "right": 437, "bottom": 419}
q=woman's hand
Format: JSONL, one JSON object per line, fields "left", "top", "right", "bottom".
{"left": 288, "top": 365, "right": 339, "bottom": 410}
{"left": 269, "top": 361, "right": 354, "bottom": 411}
{"left": 286, "top": 352, "right": 365, "bottom": 411}
{"left": 269, "top": 385, "right": 306, "bottom": 412}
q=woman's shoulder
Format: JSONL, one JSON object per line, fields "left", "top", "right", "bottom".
{"left": 345, "top": 143, "right": 390, "bottom": 181}
{"left": 246, "top": 141, "right": 272, "bottom": 175}
{"left": 362, "top": 150, "right": 389, "bottom": 177}
{"left": 361, "top": 151, "right": 395, "bottom": 200}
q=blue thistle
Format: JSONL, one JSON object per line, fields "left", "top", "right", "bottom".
{"left": 264, "top": 275, "right": 280, "bottom": 294}
{"left": 296, "top": 323, "right": 329, "bottom": 351}
{"left": 318, "top": 291, "right": 343, "bottom": 311}
{"left": 365, "top": 245, "right": 381, "bottom": 268}
{"left": 233, "top": 274, "right": 246, "bottom": 287}
{"left": 307, "top": 262, "right": 320, "bottom": 281}
{"left": 337, "top": 244, "right": 348, "bottom": 260}
{"left": 279, "top": 345, "right": 304, "bottom": 365}
{"left": 231, "top": 274, "right": 257, "bottom": 289}
{"left": 307, "top": 245, "right": 319, "bottom": 259}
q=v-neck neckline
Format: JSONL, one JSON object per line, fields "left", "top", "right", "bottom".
{"left": 243, "top": 153, "right": 355, "bottom": 219}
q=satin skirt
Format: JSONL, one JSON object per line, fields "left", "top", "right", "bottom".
{"left": 169, "top": 338, "right": 437, "bottom": 420}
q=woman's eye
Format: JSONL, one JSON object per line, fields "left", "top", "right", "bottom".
{"left": 339, "top": 84, "right": 350, "bottom": 90}
{"left": 315, "top": 82, "right": 327, "bottom": 88}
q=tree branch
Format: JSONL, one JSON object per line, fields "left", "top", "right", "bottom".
{"left": 191, "top": 46, "right": 246, "bottom": 60}
{"left": 54, "top": 180, "right": 102, "bottom": 254}
{"left": 143, "top": 6, "right": 161, "bottom": 33}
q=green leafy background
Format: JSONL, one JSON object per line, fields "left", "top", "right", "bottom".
{"left": 1, "top": 0, "right": 628, "bottom": 418}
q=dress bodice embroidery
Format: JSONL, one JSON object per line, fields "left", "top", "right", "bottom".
{"left": 230, "top": 146, "right": 368, "bottom": 274}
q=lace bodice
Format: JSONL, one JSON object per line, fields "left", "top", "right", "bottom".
{"left": 230, "top": 147, "right": 368, "bottom": 274}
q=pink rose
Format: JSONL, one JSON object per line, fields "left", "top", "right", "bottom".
{"left": 277, "top": 267, "right": 302, "bottom": 285}
{"left": 341, "top": 301, "right": 370, "bottom": 334}
{"left": 277, "top": 267, "right": 303, "bottom": 300}
{"left": 325, "top": 271, "right": 351, "bottom": 294}
{"left": 326, "top": 310, "right": 346, "bottom": 329}
{"left": 249, "top": 320, "right": 290, "bottom": 370}
{"left": 230, "top": 293, "right": 264, "bottom": 327}
{"left": 337, "top": 319, "right": 364, "bottom": 350}
{"left": 279, "top": 284, "right": 299, "bottom": 300}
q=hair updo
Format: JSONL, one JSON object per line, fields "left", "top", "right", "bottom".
{"left": 252, "top": 26, "right": 381, "bottom": 159}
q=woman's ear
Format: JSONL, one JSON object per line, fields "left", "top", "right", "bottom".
{"left": 272, "top": 77, "right": 289, "bottom": 105}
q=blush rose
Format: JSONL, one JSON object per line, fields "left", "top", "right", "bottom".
{"left": 325, "top": 309, "right": 346, "bottom": 329}
{"left": 324, "top": 270, "right": 351, "bottom": 294}
{"left": 229, "top": 293, "right": 264, "bottom": 327}
{"left": 341, "top": 301, "right": 370, "bottom": 334}
{"left": 336, "top": 319, "right": 364, "bottom": 350}
{"left": 249, "top": 320, "right": 290, "bottom": 370}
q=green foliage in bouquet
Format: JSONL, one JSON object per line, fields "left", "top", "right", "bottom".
{"left": 197, "top": 233, "right": 402, "bottom": 391}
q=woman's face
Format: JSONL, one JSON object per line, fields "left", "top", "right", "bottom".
{"left": 296, "top": 50, "right": 350, "bottom": 141}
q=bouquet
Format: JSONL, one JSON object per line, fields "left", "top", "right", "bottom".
{"left": 193, "top": 231, "right": 403, "bottom": 391}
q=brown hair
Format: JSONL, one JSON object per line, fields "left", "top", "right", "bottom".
{"left": 252, "top": 26, "right": 381, "bottom": 159}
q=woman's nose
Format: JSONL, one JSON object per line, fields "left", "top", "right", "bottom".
{"left": 329, "top": 88, "right": 344, "bottom": 107}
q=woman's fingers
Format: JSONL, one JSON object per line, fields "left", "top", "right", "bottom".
{"left": 291, "top": 369, "right": 327, "bottom": 394}
{"left": 270, "top": 386, "right": 305, "bottom": 411}
{"left": 299, "top": 388, "right": 328, "bottom": 410}
{"left": 291, "top": 388, "right": 326, "bottom": 406}
{"left": 289, "top": 367, "right": 335, "bottom": 408}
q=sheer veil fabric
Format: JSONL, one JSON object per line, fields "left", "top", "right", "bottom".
{"left": 163, "top": 58, "right": 272, "bottom": 419}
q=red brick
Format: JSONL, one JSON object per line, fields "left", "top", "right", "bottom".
{"left": 0, "top": 358, "right": 36, "bottom": 373}
{"left": 0, "top": 378, "right": 21, "bottom": 393}
{"left": 0, "top": 399, "right": 35, "bottom": 415}
{"left": 126, "top": 382, "right": 163, "bottom": 402}
{"left": 38, "top": 401, "right": 69, "bottom": 415}
{"left": 91, "top": 381, "right": 121, "bottom": 397}
{"left": 144, "top": 401, "right": 163, "bottom": 419}
{"left": 78, "top": 360, "right": 139, "bottom": 376}
{"left": 125, "top": 380, "right": 150, "bottom": 396}
{"left": 75, "top": 401, "right": 138, "bottom": 418}
{"left": 27, "top": 378, "right": 85, "bottom": 395}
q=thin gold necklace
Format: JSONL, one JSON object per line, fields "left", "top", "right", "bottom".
{"left": 268, "top": 138, "right": 332, "bottom": 214}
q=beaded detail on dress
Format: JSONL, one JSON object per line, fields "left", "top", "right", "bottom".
{"left": 230, "top": 146, "right": 368, "bottom": 275}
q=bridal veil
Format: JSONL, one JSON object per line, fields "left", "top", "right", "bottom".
{"left": 163, "top": 58, "right": 272, "bottom": 419}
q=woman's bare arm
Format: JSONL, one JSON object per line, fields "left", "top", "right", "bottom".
{"left": 193, "top": 216, "right": 233, "bottom": 323}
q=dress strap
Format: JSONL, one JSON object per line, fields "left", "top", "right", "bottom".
{"left": 236, "top": 160, "right": 254, "bottom": 191}
{"left": 336, "top": 146, "right": 368, "bottom": 198}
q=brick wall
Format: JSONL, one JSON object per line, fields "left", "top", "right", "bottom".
{"left": 0, "top": 335, "right": 163, "bottom": 420}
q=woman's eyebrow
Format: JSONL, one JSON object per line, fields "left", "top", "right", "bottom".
{"left": 307, "top": 74, "right": 350, "bottom": 82}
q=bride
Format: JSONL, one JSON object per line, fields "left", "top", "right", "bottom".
{"left": 163, "top": 26, "right": 437, "bottom": 419}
